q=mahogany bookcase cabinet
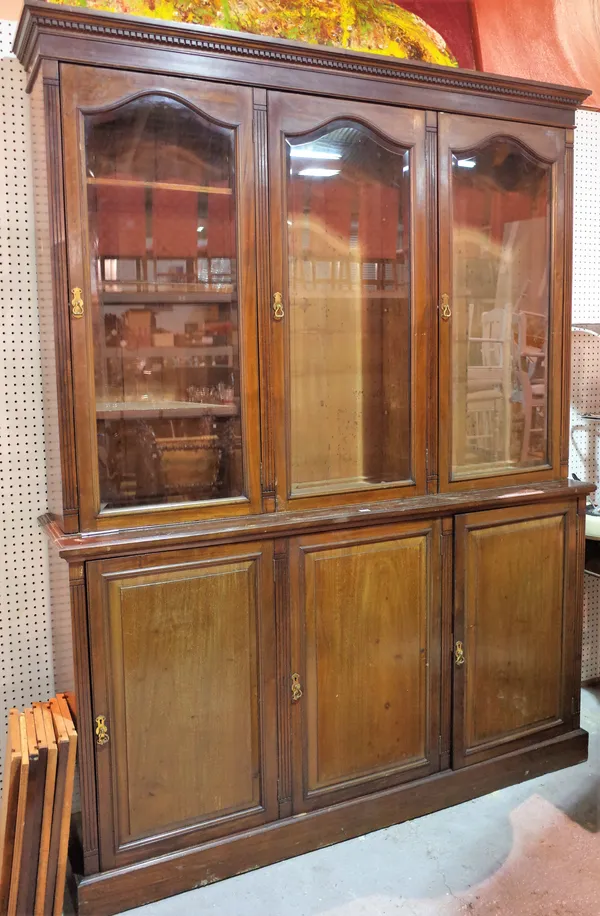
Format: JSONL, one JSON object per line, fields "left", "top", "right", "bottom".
{"left": 14, "top": 2, "right": 593, "bottom": 912}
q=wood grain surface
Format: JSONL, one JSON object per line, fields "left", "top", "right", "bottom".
{"left": 0, "top": 711, "right": 22, "bottom": 916}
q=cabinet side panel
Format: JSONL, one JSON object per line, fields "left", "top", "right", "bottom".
{"left": 68, "top": 565, "right": 99, "bottom": 874}
{"left": 561, "top": 134, "right": 574, "bottom": 476}
{"left": 31, "top": 70, "right": 78, "bottom": 532}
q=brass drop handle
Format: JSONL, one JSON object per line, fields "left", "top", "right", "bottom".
{"left": 291, "top": 673, "right": 303, "bottom": 701}
{"left": 454, "top": 641, "right": 465, "bottom": 667}
{"left": 440, "top": 292, "right": 451, "bottom": 321}
{"left": 273, "top": 291, "right": 284, "bottom": 321}
{"left": 95, "top": 714, "right": 109, "bottom": 745}
{"left": 71, "top": 287, "right": 84, "bottom": 318}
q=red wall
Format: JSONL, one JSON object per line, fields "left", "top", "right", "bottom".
{"left": 397, "top": 0, "right": 478, "bottom": 69}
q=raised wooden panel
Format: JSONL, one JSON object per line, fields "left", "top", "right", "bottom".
{"left": 87, "top": 543, "right": 278, "bottom": 868}
{"left": 290, "top": 521, "right": 443, "bottom": 811}
{"left": 453, "top": 501, "right": 577, "bottom": 767}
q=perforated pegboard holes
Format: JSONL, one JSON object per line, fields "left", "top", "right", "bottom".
{"left": 0, "top": 19, "right": 53, "bottom": 780}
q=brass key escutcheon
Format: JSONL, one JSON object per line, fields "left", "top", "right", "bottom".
{"left": 454, "top": 641, "right": 465, "bottom": 666}
{"left": 291, "top": 672, "right": 303, "bottom": 701}
{"left": 95, "top": 714, "right": 109, "bottom": 745}
{"left": 273, "top": 291, "right": 284, "bottom": 320}
{"left": 71, "top": 287, "right": 84, "bottom": 318}
{"left": 440, "top": 292, "right": 451, "bottom": 321}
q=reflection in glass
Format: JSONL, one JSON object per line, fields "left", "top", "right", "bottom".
{"left": 450, "top": 139, "right": 551, "bottom": 479}
{"left": 286, "top": 121, "right": 411, "bottom": 496}
{"left": 85, "top": 96, "right": 243, "bottom": 510}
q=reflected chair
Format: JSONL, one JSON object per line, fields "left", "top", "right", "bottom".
{"left": 466, "top": 303, "right": 511, "bottom": 462}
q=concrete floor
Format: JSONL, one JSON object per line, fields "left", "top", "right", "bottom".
{"left": 111, "top": 689, "right": 600, "bottom": 916}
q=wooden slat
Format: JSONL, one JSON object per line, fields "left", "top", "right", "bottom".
{"left": 34, "top": 704, "right": 58, "bottom": 916}
{"left": 44, "top": 699, "right": 69, "bottom": 915}
{"left": 6, "top": 714, "right": 28, "bottom": 916}
{"left": 53, "top": 695, "right": 77, "bottom": 916}
{"left": 0, "top": 710, "right": 22, "bottom": 916}
{"left": 15, "top": 709, "right": 45, "bottom": 916}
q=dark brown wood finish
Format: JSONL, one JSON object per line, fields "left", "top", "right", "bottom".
{"left": 561, "top": 131, "right": 575, "bottom": 478}
{"left": 453, "top": 500, "right": 578, "bottom": 767}
{"left": 438, "top": 113, "right": 566, "bottom": 493}
{"left": 439, "top": 516, "right": 454, "bottom": 771}
{"left": 573, "top": 496, "right": 587, "bottom": 728}
{"left": 60, "top": 64, "right": 262, "bottom": 531}
{"left": 42, "top": 478, "right": 594, "bottom": 563}
{"left": 75, "top": 727, "right": 588, "bottom": 916}
{"left": 425, "top": 109, "right": 439, "bottom": 494}
{"left": 273, "top": 539, "right": 292, "bottom": 818}
{"left": 290, "top": 521, "right": 442, "bottom": 810}
{"left": 269, "top": 90, "right": 428, "bottom": 511}
{"left": 87, "top": 542, "right": 278, "bottom": 868}
{"left": 31, "top": 60, "right": 79, "bottom": 533}
{"left": 253, "top": 87, "right": 276, "bottom": 512}
{"left": 12, "top": 4, "right": 592, "bottom": 912}
{"left": 68, "top": 562, "right": 99, "bottom": 874}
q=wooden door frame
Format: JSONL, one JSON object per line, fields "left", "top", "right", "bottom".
{"left": 438, "top": 113, "right": 566, "bottom": 492}
{"left": 267, "top": 90, "right": 430, "bottom": 513}
{"left": 289, "top": 519, "right": 445, "bottom": 812}
{"left": 452, "top": 499, "right": 577, "bottom": 768}
{"left": 59, "top": 64, "right": 262, "bottom": 531}
{"left": 86, "top": 541, "right": 278, "bottom": 869}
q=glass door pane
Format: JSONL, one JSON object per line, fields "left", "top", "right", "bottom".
{"left": 84, "top": 95, "right": 243, "bottom": 511}
{"left": 284, "top": 120, "right": 412, "bottom": 497}
{"left": 447, "top": 135, "right": 553, "bottom": 480}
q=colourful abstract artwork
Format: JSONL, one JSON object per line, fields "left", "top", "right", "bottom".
{"left": 47, "top": 0, "right": 475, "bottom": 67}
{"left": 472, "top": 0, "right": 600, "bottom": 108}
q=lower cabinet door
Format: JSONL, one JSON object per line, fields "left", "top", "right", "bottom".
{"left": 290, "top": 521, "right": 443, "bottom": 811}
{"left": 453, "top": 500, "right": 579, "bottom": 768}
{"left": 87, "top": 542, "right": 278, "bottom": 868}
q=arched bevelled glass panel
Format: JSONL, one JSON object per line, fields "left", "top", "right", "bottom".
{"left": 450, "top": 138, "right": 551, "bottom": 479}
{"left": 85, "top": 95, "right": 243, "bottom": 510}
{"left": 285, "top": 121, "right": 411, "bottom": 497}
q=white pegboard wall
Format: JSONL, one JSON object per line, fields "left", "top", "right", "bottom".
{"left": 573, "top": 109, "right": 600, "bottom": 324}
{"left": 0, "top": 19, "right": 54, "bottom": 776}
{"left": 572, "top": 108, "right": 600, "bottom": 682}
{"left": 582, "top": 582, "right": 600, "bottom": 682}
{"left": 570, "top": 329, "right": 600, "bottom": 504}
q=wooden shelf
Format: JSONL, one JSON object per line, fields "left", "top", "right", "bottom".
{"left": 100, "top": 289, "right": 235, "bottom": 304}
{"left": 88, "top": 177, "right": 232, "bottom": 195}
{"left": 105, "top": 346, "right": 234, "bottom": 360}
{"left": 96, "top": 400, "right": 238, "bottom": 420}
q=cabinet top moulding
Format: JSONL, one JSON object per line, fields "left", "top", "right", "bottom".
{"left": 14, "top": 0, "right": 590, "bottom": 127}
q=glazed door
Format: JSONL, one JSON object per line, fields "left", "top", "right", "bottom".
{"left": 268, "top": 92, "right": 428, "bottom": 510}
{"left": 453, "top": 501, "right": 578, "bottom": 768}
{"left": 87, "top": 542, "right": 278, "bottom": 869}
{"left": 290, "top": 521, "right": 443, "bottom": 811}
{"left": 61, "top": 65, "right": 261, "bottom": 529}
{"left": 438, "top": 114, "right": 565, "bottom": 490}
